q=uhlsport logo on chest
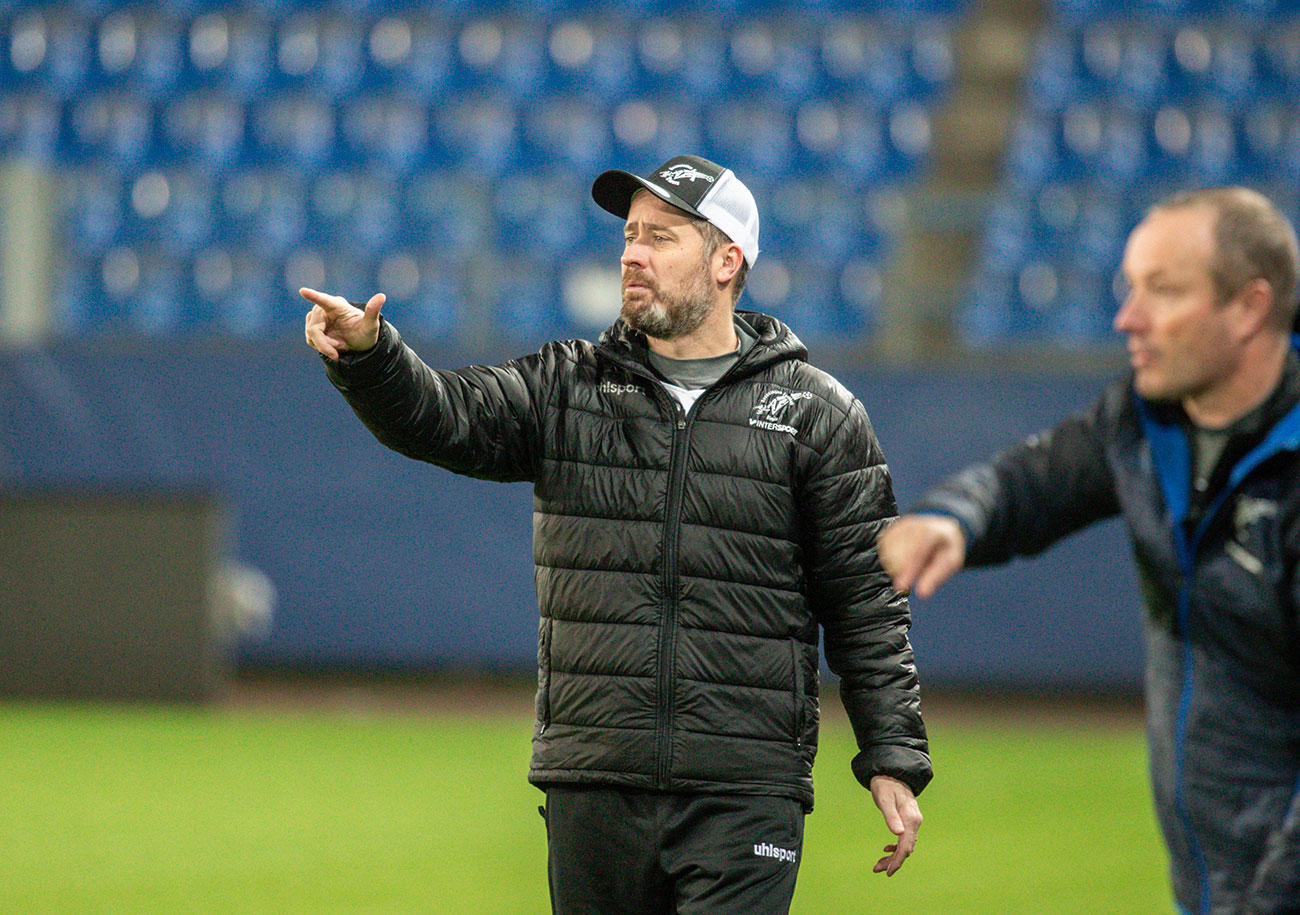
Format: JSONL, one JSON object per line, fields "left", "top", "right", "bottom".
{"left": 599, "top": 380, "right": 640, "bottom": 396}
{"left": 749, "top": 389, "right": 813, "bottom": 435}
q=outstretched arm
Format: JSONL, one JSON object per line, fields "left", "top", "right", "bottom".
{"left": 905, "top": 398, "right": 1123, "bottom": 570}
{"left": 303, "top": 286, "right": 552, "bottom": 483}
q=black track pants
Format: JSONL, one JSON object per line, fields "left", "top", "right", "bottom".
{"left": 542, "top": 785, "right": 804, "bottom": 915}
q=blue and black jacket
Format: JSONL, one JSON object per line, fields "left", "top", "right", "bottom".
{"left": 913, "top": 350, "right": 1300, "bottom": 915}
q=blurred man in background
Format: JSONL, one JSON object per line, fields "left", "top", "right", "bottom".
{"left": 878, "top": 186, "right": 1300, "bottom": 915}
{"left": 303, "top": 155, "right": 930, "bottom": 914}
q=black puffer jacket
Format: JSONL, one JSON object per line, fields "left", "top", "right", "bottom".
{"left": 325, "top": 310, "right": 931, "bottom": 808}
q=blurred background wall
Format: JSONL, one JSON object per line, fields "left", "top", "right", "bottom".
{"left": 4, "top": 0, "right": 1297, "bottom": 694}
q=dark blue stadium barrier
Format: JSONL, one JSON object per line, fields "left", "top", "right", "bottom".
{"left": 0, "top": 335, "right": 1141, "bottom": 692}
{"left": 871, "top": 368, "right": 1142, "bottom": 692}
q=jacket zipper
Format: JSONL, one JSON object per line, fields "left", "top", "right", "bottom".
{"left": 596, "top": 338, "right": 768, "bottom": 790}
{"left": 1168, "top": 521, "right": 1210, "bottom": 914}
{"left": 1169, "top": 451, "right": 1254, "bottom": 915}
{"left": 657, "top": 401, "right": 689, "bottom": 789}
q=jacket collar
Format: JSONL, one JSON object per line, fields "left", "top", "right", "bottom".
{"left": 1137, "top": 338, "right": 1300, "bottom": 525}
{"left": 595, "top": 309, "right": 808, "bottom": 380}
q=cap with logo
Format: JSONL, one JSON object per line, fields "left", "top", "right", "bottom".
{"left": 591, "top": 155, "right": 761, "bottom": 267}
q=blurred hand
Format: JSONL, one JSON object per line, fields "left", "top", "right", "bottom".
{"left": 301, "top": 287, "right": 385, "bottom": 360}
{"left": 876, "top": 514, "right": 967, "bottom": 599}
{"left": 869, "top": 775, "right": 922, "bottom": 877}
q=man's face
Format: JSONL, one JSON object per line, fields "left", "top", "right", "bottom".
{"left": 620, "top": 191, "right": 716, "bottom": 340}
{"left": 1114, "top": 205, "right": 1240, "bottom": 406}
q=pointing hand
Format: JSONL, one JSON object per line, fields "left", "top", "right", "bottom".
{"left": 876, "top": 514, "right": 967, "bottom": 599}
{"left": 301, "top": 287, "right": 385, "bottom": 360}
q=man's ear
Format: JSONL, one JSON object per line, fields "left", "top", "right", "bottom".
{"left": 714, "top": 243, "right": 744, "bottom": 287}
{"left": 1229, "top": 277, "right": 1277, "bottom": 338}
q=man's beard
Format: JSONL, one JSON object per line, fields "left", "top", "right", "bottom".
{"left": 621, "top": 265, "right": 714, "bottom": 340}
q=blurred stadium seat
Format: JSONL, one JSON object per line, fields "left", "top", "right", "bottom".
{"left": 963, "top": 0, "right": 1300, "bottom": 347}
{"left": 13, "top": 2, "right": 963, "bottom": 343}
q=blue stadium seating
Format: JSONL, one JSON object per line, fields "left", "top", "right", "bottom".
{"left": 17, "top": 2, "right": 965, "bottom": 342}
{"left": 157, "top": 92, "right": 243, "bottom": 171}
{"left": 964, "top": 3, "right": 1300, "bottom": 347}
{"left": 542, "top": 18, "right": 638, "bottom": 103}
{"left": 372, "top": 248, "right": 465, "bottom": 336}
{"left": 402, "top": 167, "right": 493, "bottom": 261}
{"left": 220, "top": 249, "right": 280, "bottom": 334}
{"left": 490, "top": 255, "right": 572, "bottom": 338}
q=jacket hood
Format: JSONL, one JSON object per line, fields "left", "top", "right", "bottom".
{"left": 595, "top": 309, "right": 808, "bottom": 377}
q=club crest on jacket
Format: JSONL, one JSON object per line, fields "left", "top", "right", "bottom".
{"left": 750, "top": 389, "right": 813, "bottom": 434}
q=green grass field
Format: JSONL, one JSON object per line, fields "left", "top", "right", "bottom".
{"left": 0, "top": 691, "right": 1168, "bottom": 914}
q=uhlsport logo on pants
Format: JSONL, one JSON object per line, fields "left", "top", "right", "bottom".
{"left": 752, "top": 842, "right": 798, "bottom": 864}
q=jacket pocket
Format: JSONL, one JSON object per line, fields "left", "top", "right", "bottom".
{"left": 537, "top": 617, "right": 553, "bottom": 735}
{"left": 791, "top": 638, "right": 805, "bottom": 747}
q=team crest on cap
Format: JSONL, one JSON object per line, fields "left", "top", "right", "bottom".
{"left": 659, "top": 164, "right": 716, "bottom": 186}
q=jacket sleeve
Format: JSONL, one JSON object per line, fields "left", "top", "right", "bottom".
{"left": 802, "top": 399, "right": 932, "bottom": 797}
{"left": 322, "top": 319, "right": 552, "bottom": 483}
{"left": 912, "top": 394, "right": 1121, "bottom": 567}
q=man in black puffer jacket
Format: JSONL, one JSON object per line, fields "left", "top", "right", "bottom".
{"left": 303, "top": 155, "right": 931, "bottom": 914}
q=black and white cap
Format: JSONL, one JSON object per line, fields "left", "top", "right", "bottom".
{"left": 592, "top": 155, "right": 761, "bottom": 267}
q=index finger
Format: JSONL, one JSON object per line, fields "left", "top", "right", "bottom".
{"left": 299, "top": 287, "right": 354, "bottom": 313}
{"left": 879, "top": 528, "right": 931, "bottom": 594}
{"left": 887, "top": 520, "right": 953, "bottom": 594}
{"left": 891, "top": 818, "right": 920, "bottom": 875}
{"left": 913, "top": 547, "right": 962, "bottom": 599}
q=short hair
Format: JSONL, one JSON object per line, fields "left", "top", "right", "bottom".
{"left": 1150, "top": 186, "right": 1300, "bottom": 331}
{"left": 692, "top": 217, "right": 749, "bottom": 305}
